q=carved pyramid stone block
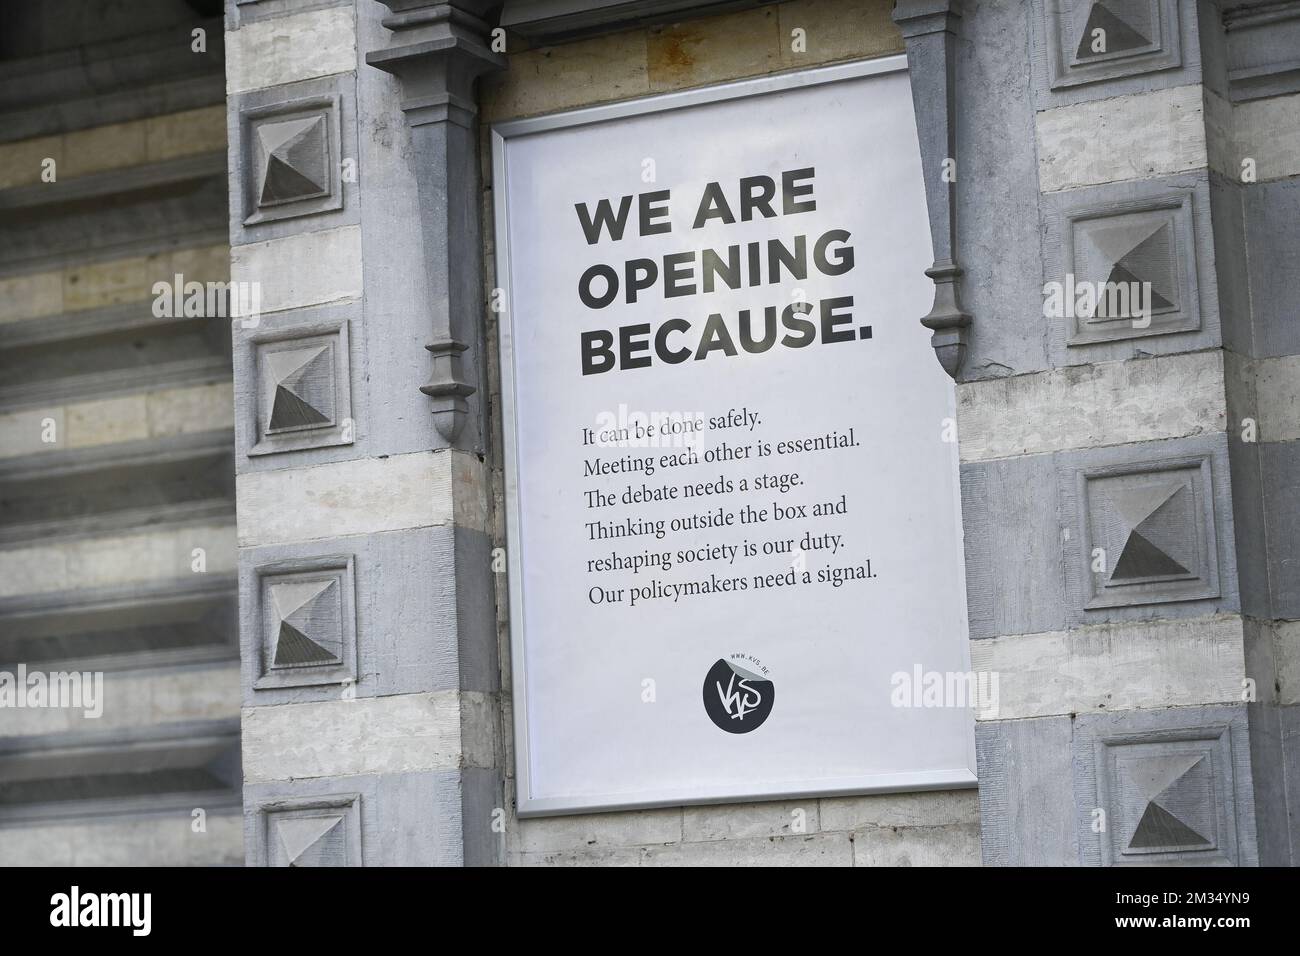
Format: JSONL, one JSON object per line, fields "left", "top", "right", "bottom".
{"left": 1075, "top": 0, "right": 1156, "bottom": 59}
{"left": 1079, "top": 456, "right": 1219, "bottom": 609}
{"left": 240, "top": 93, "right": 342, "bottom": 226}
{"left": 1039, "top": 0, "right": 1182, "bottom": 90}
{"left": 254, "top": 556, "right": 356, "bottom": 690}
{"left": 248, "top": 317, "right": 353, "bottom": 456}
{"left": 274, "top": 811, "right": 347, "bottom": 865}
{"left": 1121, "top": 751, "right": 1216, "bottom": 852}
{"left": 266, "top": 344, "right": 335, "bottom": 433}
{"left": 270, "top": 577, "right": 343, "bottom": 667}
{"left": 1061, "top": 191, "right": 1199, "bottom": 346}
{"left": 261, "top": 795, "right": 362, "bottom": 867}
{"left": 1078, "top": 217, "right": 1178, "bottom": 316}
{"left": 257, "top": 115, "right": 329, "bottom": 206}
{"left": 1074, "top": 708, "right": 1254, "bottom": 866}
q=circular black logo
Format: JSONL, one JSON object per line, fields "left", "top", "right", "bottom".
{"left": 703, "top": 656, "right": 774, "bottom": 733}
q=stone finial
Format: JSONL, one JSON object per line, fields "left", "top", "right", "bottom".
{"left": 893, "top": 0, "right": 971, "bottom": 379}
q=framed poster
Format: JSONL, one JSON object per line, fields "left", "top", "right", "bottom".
{"left": 493, "top": 56, "right": 976, "bottom": 817}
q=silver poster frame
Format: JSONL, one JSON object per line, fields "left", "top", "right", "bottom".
{"left": 491, "top": 55, "right": 978, "bottom": 818}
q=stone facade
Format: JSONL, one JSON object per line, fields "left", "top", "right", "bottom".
{"left": 951, "top": 0, "right": 1300, "bottom": 867}
{"left": 0, "top": 0, "right": 242, "bottom": 865}
{"left": 1, "top": 0, "right": 1296, "bottom": 866}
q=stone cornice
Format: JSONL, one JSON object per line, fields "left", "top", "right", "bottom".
{"left": 0, "top": 18, "right": 225, "bottom": 144}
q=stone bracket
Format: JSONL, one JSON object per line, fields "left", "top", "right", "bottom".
{"left": 421, "top": 337, "right": 476, "bottom": 443}
{"left": 893, "top": 0, "right": 971, "bottom": 378}
{"left": 366, "top": 1, "right": 506, "bottom": 444}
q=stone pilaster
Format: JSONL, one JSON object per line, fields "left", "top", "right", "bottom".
{"left": 367, "top": 0, "right": 505, "bottom": 446}
{"left": 229, "top": 0, "right": 503, "bottom": 866}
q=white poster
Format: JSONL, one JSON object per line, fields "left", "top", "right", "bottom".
{"left": 493, "top": 58, "right": 976, "bottom": 816}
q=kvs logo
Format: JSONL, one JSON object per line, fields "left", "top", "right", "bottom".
{"left": 720, "top": 672, "right": 762, "bottom": 719}
{"left": 702, "top": 655, "right": 774, "bottom": 734}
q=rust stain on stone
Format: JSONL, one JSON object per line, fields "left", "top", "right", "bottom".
{"left": 649, "top": 28, "right": 700, "bottom": 78}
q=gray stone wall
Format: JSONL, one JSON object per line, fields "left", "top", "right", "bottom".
{"left": 227, "top": 0, "right": 501, "bottom": 866}
{"left": 216, "top": 0, "right": 1299, "bottom": 866}
{"left": 952, "top": 0, "right": 1300, "bottom": 865}
{"left": 222, "top": 0, "right": 985, "bottom": 869}
{"left": 9, "top": 0, "right": 1295, "bottom": 868}
{"left": 0, "top": 0, "right": 241, "bottom": 865}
